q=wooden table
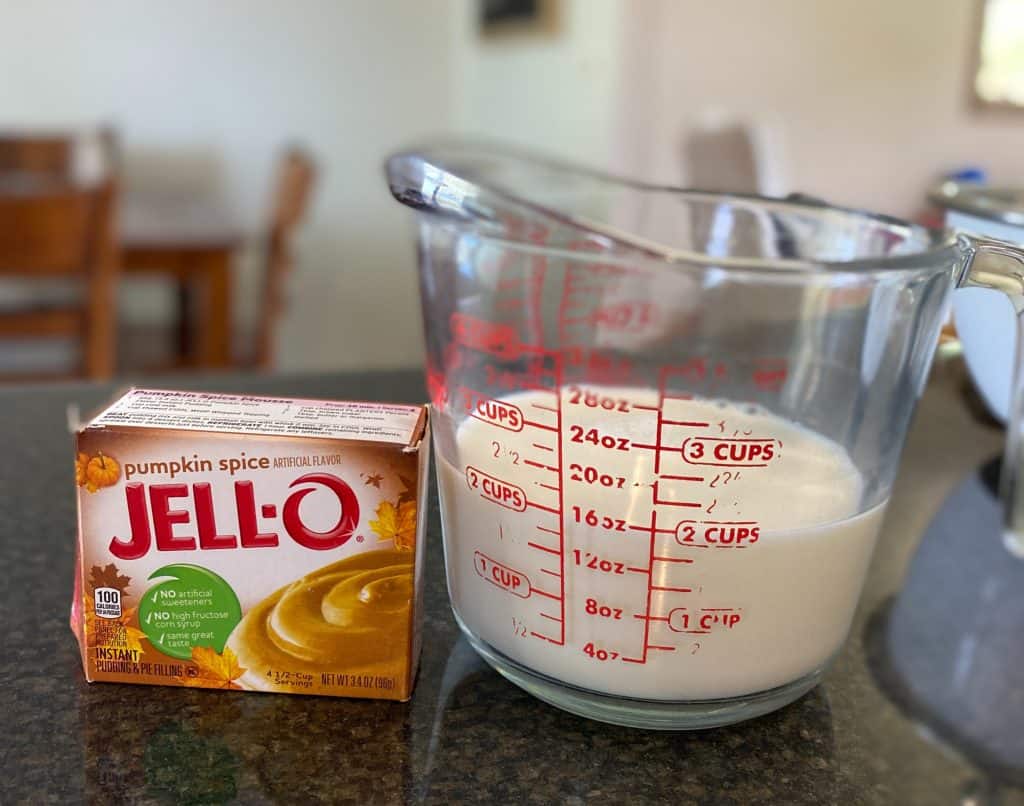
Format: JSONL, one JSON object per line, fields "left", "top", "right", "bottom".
{"left": 120, "top": 190, "right": 242, "bottom": 369}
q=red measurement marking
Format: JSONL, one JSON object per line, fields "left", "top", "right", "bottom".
{"left": 659, "top": 474, "right": 705, "bottom": 482}
{"left": 466, "top": 466, "right": 527, "bottom": 511}
{"left": 450, "top": 313, "right": 522, "bottom": 360}
{"left": 654, "top": 555, "right": 694, "bottom": 564}
{"left": 553, "top": 357, "right": 567, "bottom": 648}
{"left": 539, "top": 612, "right": 563, "bottom": 622}
{"left": 626, "top": 566, "right": 650, "bottom": 574}
{"left": 675, "top": 519, "right": 760, "bottom": 548}
{"left": 629, "top": 524, "right": 675, "bottom": 534}
{"left": 634, "top": 614, "right": 671, "bottom": 622}
{"left": 531, "top": 588, "right": 560, "bottom": 601}
{"left": 638, "top": 510, "right": 658, "bottom": 663}
{"left": 681, "top": 437, "right": 778, "bottom": 468}
{"left": 631, "top": 404, "right": 659, "bottom": 411}
{"left": 668, "top": 607, "right": 742, "bottom": 632}
{"left": 527, "top": 541, "right": 560, "bottom": 555}
{"left": 527, "top": 500, "right": 559, "bottom": 514}
{"left": 537, "top": 482, "right": 558, "bottom": 491}
{"left": 539, "top": 568, "right": 561, "bottom": 578}
{"left": 531, "top": 403, "right": 558, "bottom": 412}
{"left": 621, "top": 657, "right": 645, "bottom": 664}
{"left": 662, "top": 420, "right": 710, "bottom": 427}
{"left": 654, "top": 401, "right": 664, "bottom": 475}
{"left": 473, "top": 552, "right": 531, "bottom": 598}
{"left": 535, "top": 525, "right": 559, "bottom": 536}
{"left": 753, "top": 358, "right": 788, "bottom": 392}
{"left": 462, "top": 388, "right": 525, "bottom": 432}
{"left": 647, "top": 645, "right": 677, "bottom": 652}
{"left": 651, "top": 585, "right": 693, "bottom": 593}
{"left": 523, "top": 459, "right": 558, "bottom": 472}
{"left": 532, "top": 442, "right": 555, "bottom": 452}
{"left": 652, "top": 481, "right": 702, "bottom": 508}
{"left": 523, "top": 419, "right": 558, "bottom": 432}
{"left": 530, "top": 631, "right": 560, "bottom": 643}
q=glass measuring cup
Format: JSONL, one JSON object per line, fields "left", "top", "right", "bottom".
{"left": 386, "top": 144, "right": 1024, "bottom": 729}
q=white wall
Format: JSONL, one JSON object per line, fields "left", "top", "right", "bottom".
{"left": 9, "top": 1, "right": 1004, "bottom": 371}
{"left": 450, "top": 0, "right": 623, "bottom": 167}
{"left": 0, "top": 0, "right": 457, "bottom": 371}
{"left": 619, "top": 0, "right": 1024, "bottom": 217}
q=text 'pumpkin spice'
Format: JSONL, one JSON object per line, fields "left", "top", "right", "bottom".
{"left": 70, "top": 389, "right": 429, "bottom": 700}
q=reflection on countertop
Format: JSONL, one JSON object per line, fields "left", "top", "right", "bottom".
{"left": 3, "top": 365, "right": 1023, "bottom": 805}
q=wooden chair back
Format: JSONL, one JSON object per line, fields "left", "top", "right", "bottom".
{"left": 0, "top": 135, "right": 73, "bottom": 175}
{"left": 257, "top": 147, "right": 316, "bottom": 368}
{"left": 0, "top": 129, "right": 120, "bottom": 180}
{"left": 0, "top": 180, "right": 119, "bottom": 379}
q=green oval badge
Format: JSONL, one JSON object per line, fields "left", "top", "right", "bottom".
{"left": 139, "top": 565, "right": 242, "bottom": 660}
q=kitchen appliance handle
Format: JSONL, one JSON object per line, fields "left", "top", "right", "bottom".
{"left": 957, "top": 233, "right": 1024, "bottom": 556}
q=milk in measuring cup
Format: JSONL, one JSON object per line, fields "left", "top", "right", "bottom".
{"left": 437, "top": 386, "right": 885, "bottom": 701}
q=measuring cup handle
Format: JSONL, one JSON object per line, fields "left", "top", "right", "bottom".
{"left": 957, "top": 233, "right": 1024, "bottom": 556}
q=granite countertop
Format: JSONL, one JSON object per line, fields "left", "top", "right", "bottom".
{"left": 2, "top": 365, "right": 1022, "bottom": 805}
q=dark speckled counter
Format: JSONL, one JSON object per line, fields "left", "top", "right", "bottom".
{"left": 3, "top": 365, "right": 1023, "bottom": 805}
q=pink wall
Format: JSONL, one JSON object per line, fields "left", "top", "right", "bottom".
{"left": 615, "top": 0, "right": 1024, "bottom": 217}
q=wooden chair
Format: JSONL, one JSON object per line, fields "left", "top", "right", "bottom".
{"left": 0, "top": 128, "right": 119, "bottom": 181}
{"left": 0, "top": 135, "right": 72, "bottom": 175}
{"left": 255, "top": 147, "right": 316, "bottom": 368}
{"left": 0, "top": 180, "right": 119, "bottom": 380}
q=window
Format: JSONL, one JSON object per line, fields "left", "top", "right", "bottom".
{"left": 973, "top": 0, "right": 1024, "bottom": 109}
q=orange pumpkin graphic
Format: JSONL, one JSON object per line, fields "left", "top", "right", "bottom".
{"left": 84, "top": 453, "right": 120, "bottom": 492}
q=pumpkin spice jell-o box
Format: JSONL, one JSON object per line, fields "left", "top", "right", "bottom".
{"left": 70, "top": 388, "right": 429, "bottom": 700}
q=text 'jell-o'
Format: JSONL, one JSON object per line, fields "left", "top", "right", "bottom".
{"left": 70, "top": 388, "right": 429, "bottom": 700}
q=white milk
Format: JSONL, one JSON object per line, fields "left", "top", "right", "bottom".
{"left": 437, "top": 386, "right": 885, "bottom": 701}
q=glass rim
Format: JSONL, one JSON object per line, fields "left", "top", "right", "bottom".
{"left": 434, "top": 223, "right": 963, "bottom": 280}
{"left": 389, "top": 143, "right": 965, "bottom": 276}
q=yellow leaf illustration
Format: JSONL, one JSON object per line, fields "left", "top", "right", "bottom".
{"left": 368, "top": 499, "right": 417, "bottom": 551}
{"left": 122, "top": 623, "right": 147, "bottom": 656}
{"left": 75, "top": 452, "right": 89, "bottom": 486}
{"left": 183, "top": 646, "right": 247, "bottom": 689}
{"left": 82, "top": 594, "right": 148, "bottom": 656}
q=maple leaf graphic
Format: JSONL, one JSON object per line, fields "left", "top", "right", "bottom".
{"left": 397, "top": 474, "right": 417, "bottom": 506}
{"left": 89, "top": 563, "right": 132, "bottom": 598}
{"left": 75, "top": 452, "right": 88, "bottom": 486}
{"left": 82, "top": 594, "right": 148, "bottom": 655}
{"left": 119, "top": 607, "right": 148, "bottom": 655}
{"left": 363, "top": 472, "right": 384, "bottom": 488}
{"left": 368, "top": 499, "right": 417, "bottom": 551}
{"left": 180, "top": 646, "right": 247, "bottom": 690}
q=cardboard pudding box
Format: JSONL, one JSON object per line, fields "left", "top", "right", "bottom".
{"left": 70, "top": 388, "right": 429, "bottom": 700}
